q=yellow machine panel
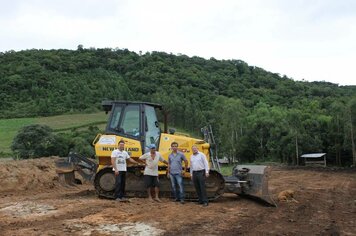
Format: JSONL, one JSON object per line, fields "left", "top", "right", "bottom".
{"left": 94, "top": 134, "right": 142, "bottom": 169}
{"left": 158, "top": 133, "right": 210, "bottom": 161}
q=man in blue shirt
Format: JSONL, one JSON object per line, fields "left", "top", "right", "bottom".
{"left": 167, "top": 142, "right": 188, "bottom": 204}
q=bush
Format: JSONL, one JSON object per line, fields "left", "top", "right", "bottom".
{"left": 11, "top": 124, "right": 99, "bottom": 159}
{"left": 11, "top": 124, "right": 58, "bottom": 159}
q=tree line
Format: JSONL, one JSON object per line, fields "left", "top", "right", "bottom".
{"left": 1, "top": 46, "right": 355, "bottom": 166}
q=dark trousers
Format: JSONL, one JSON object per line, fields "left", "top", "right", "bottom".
{"left": 114, "top": 171, "right": 126, "bottom": 199}
{"left": 192, "top": 170, "right": 208, "bottom": 204}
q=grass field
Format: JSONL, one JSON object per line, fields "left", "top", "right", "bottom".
{"left": 0, "top": 112, "right": 108, "bottom": 157}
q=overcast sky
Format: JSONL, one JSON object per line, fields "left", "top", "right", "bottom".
{"left": 1, "top": 0, "right": 355, "bottom": 85}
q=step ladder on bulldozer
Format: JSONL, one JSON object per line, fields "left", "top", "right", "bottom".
{"left": 201, "top": 125, "right": 221, "bottom": 172}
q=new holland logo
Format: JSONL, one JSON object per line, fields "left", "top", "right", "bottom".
{"left": 101, "top": 147, "right": 140, "bottom": 152}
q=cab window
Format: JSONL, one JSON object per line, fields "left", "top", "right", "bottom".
{"left": 120, "top": 105, "right": 140, "bottom": 137}
{"left": 109, "top": 105, "right": 122, "bottom": 130}
{"left": 145, "top": 105, "right": 160, "bottom": 146}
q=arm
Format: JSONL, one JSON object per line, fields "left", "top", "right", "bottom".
{"left": 126, "top": 152, "right": 138, "bottom": 165}
{"left": 167, "top": 156, "right": 171, "bottom": 176}
{"left": 182, "top": 154, "right": 188, "bottom": 174}
{"left": 202, "top": 153, "right": 210, "bottom": 177}
{"left": 139, "top": 154, "right": 146, "bottom": 161}
{"left": 111, "top": 152, "right": 119, "bottom": 176}
{"left": 128, "top": 158, "right": 139, "bottom": 165}
{"left": 159, "top": 153, "right": 168, "bottom": 165}
{"left": 190, "top": 156, "right": 193, "bottom": 179}
{"left": 138, "top": 154, "right": 147, "bottom": 166}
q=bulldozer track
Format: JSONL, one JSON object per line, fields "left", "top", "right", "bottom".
{"left": 94, "top": 167, "right": 225, "bottom": 201}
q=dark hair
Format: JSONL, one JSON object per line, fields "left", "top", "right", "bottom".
{"left": 171, "top": 141, "right": 178, "bottom": 147}
{"left": 119, "top": 140, "right": 125, "bottom": 144}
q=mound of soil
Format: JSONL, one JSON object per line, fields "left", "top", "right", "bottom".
{"left": 0, "top": 157, "right": 355, "bottom": 235}
{"left": 0, "top": 157, "right": 60, "bottom": 193}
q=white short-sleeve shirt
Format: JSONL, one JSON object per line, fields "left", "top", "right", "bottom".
{"left": 111, "top": 149, "right": 130, "bottom": 171}
{"left": 139, "top": 152, "right": 164, "bottom": 176}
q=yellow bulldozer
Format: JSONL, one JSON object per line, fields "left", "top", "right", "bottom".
{"left": 55, "top": 101, "right": 275, "bottom": 205}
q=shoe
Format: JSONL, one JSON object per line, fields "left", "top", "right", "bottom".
{"left": 195, "top": 202, "right": 203, "bottom": 205}
{"left": 202, "top": 203, "right": 209, "bottom": 207}
{"left": 154, "top": 198, "right": 162, "bottom": 202}
{"left": 115, "top": 198, "right": 123, "bottom": 202}
{"left": 121, "top": 197, "right": 131, "bottom": 202}
{"left": 180, "top": 200, "right": 185, "bottom": 204}
{"left": 175, "top": 199, "right": 180, "bottom": 202}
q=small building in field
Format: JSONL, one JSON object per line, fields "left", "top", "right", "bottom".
{"left": 218, "top": 156, "right": 230, "bottom": 165}
{"left": 300, "top": 153, "right": 327, "bottom": 167}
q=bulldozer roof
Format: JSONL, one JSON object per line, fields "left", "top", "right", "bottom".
{"left": 101, "top": 100, "right": 163, "bottom": 112}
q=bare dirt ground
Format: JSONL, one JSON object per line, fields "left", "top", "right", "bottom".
{"left": 0, "top": 157, "right": 355, "bottom": 236}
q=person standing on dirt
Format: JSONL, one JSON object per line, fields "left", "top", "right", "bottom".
{"left": 190, "top": 145, "right": 210, "bottom": 207}
{"left": 139, "top": 144, "right": 168, "bottom": 202}
{"left": 111, "top": 140, "right": 139, "bottom": 202}
{"left": 167, "top": 141, "right": 188, "bottom": 204}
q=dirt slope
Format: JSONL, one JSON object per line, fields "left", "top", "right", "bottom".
{"left": 0, "top": 158, "right": 355, "bottom": 235}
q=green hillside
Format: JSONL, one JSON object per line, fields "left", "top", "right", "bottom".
{"left": 0, "top": 112, "right": 107, "bottom": 156}
{"left": 0, "top": 47, "right": 355, "bottom": 165}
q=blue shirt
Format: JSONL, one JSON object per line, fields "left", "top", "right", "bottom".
{"left": 168, "top": 151, "right": 187, "bottom": 174}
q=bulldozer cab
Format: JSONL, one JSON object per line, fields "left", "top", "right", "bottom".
{"left": 101, "top": 100, "right": 164, "bottom": 153}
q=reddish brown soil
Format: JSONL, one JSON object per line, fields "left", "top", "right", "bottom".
{"left": 0, "top": 157, "right": 355, "bottom": 235}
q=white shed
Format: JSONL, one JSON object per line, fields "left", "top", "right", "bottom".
{"left": 300, "top": 153, "right": 327, "bottom": 167}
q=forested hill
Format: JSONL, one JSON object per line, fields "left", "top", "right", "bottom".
{"left": 1, "top": 47, "right": 355, "bottom": 165}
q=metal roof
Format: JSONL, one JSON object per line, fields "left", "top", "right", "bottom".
{"left": 300, "top": 153, "right": 326, "bottom": 158}
{"left": 101, "top": 100, "right": 163, "bottom": 112}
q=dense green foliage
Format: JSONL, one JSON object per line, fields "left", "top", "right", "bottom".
{"left": 11, "top": 124, "right": 100, "bottom": 159}
{"left": 1, "top": 47, "right": 355, "bottom": 165}
{"left": 11, "top": 124, "right": 60, "bottom": 159}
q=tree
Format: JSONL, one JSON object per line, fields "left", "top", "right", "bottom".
{"left": 346, "top": 98, "right": 356, "bottom": 166}
{"left": 212, "top": 96, "right": 247, "bottom": 163}
{"left": 328, "top": 101, "right": 346, "bottom": 166}
{"left": 287, "top": 109, "right": 303, "bottom": 165}
{"left": 11, "top": 124, "right": 57, "bottom": 159}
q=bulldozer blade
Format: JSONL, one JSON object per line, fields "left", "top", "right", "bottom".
{"left": 55, "top": 159, "right": 76, "bottom": 186}
{"left": 225, "top": 165, "right": 276, "bottom": 206}
{"left": 55, "top": 154, "right": 98, "bottom": 185}
{"left": 57, "top": 170, "right": 76, "bottom": 186}
{"left": 238, "top": 165, "right": 275, "bottom": 206}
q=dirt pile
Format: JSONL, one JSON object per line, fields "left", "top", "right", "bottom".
{"left": 0, "top": 157, "right": 60, "bottom": 192}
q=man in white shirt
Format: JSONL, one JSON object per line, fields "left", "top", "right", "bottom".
{"left": 111, "top": 140, "right": 138, "bottom": 202}
{"left": 139, "top": 143, "right": 168, "bottom": 202}
{"left": 190, "top": 145, "right": 210, "bottom": 207}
